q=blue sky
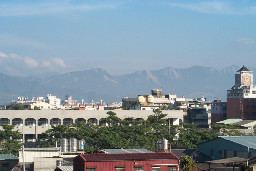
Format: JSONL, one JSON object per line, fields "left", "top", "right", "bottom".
{"left": 0, "top": 0, "right": 256, "bottom": 76}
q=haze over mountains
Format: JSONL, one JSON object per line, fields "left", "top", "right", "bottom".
{"left": 0, "top": 65, "right": 251, "bottom": 105}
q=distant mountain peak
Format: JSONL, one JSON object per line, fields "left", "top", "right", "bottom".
{"left": 0, "top": 65, "right": 254, "bottom": 104}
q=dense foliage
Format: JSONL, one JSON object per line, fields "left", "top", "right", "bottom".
{"left": 180, "top": 156, "right": 197, "bottom": 171}
{"left": 0, "top": 124, "right": 22, "bottom": 155}
{"left": 42, "top": 109, "right": 221, "bottom": 152}
{"left": 172, "top": 122, "right": 220, "bottom": 149}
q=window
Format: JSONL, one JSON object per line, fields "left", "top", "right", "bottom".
{"left": 135, "top": 166, "right": 143, "bottom": 171}
{"left": 86, "top": 167, "right": 96, "bottom": 171}
{"left": 115, "top": 167, "right": 125, "bottom": 171}
{"left": 0, "top": 118, "right": 9, "bottom": 125}
{"left": 168, "top": 166, "right": 177, "bottom": 171}
{"left": 152, "top": 166, "right": 160, "bottom": 171}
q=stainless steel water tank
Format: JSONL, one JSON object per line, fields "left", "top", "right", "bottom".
{"left": 162, "top": 139, "right": 168, "bottom": 152}
{"left": 70, "top": 138, "right": 77, "bottom": 152}
{"left": 61, "top": 138, "right": 68, "bottom": 152}
{"left": 78, "top": 139, "right": 84, "bottom": 150}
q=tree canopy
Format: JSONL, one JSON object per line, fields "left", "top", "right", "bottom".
{"left": 0, "top": 124, "right": 22, "bottom": 155}
{"left": 41, "top": 110, "right": 220, "bottom": 152}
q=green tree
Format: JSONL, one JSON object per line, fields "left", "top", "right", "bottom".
{"left": 40, "top": 109, "right": 220, "bottom": 153}
{"left": 41, "top": 123, "right": 98, "bottom": 153}
{"left": 33, "top": 106, "right": 40, "bottom": 110}
{"left": 0, "top": 124, "right": 22, "bottom": 155}
{"left": 8, "top": 103, "right": 24, "bottom": 110}
{"left": 101, "top": 111, "right": 121, "bottom": 127}
{"left": 123, "top": 101, "right": 139, "bottom": 110}
{"left": 172, "top": 123, "right": 219, "bottom": 149}
{"left": 180, "top": 156, "right": 197, "bottom": 171}
{"left": 41, "top": 125, "right": 69, "bottom": 147}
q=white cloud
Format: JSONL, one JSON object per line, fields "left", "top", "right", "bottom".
{"left": 43, "top": 58, "right": 67, "bottom": 69}
{"left": 53, "top": 58, "right": 66, "bottom": 67}
{"left": 0, "top": 51, "right": 8, "bottom": 58}
{"left": 24, "top": 56, "right": 38, "bottom": 68}
{"left": 43, "top": 60, "right": 52, "bottom": 68}
{"left": 0, "top": 2, "right": 118, "bottom": 16}
{"left": 0, "top": 50, "right": 69, "bottom": 75}
{"left": 168, "top": 1, "right": 256, "bottom": 15}
{"left": 236, "top": 38, "right": 255, "bottom": 45}
{"left": 8, "top": 54, "right": 22, "bottom": 59}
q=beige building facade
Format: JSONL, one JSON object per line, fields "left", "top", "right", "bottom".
{"left": 0, "top": 110, "right": 183, "bottom": 141}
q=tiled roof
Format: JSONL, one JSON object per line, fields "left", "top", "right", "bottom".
{"left": 80, "top": 152, "right": 179, "bottom": 162}
{"left": 0, "top": 154, "right": 18, "bottom": 160}
{"left": 103, "top": 149, "right": 152, "bottom": 153}
{"left": 220, "top": 136, "right": 256, "bottom": 149}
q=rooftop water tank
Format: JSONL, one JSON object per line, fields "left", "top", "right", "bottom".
{"left": 61, "top": 138, "right": 68, "bottom": 152}
{"left": 147, "top": 95, "right": 154, "bottom": 103}
{"left": 78, "top": 139, "right": 84, "bottom": 150}
{"left": 138, "top": 96, "right": 146, "bottom": 104}
{"left": 70, "top": 138, "right": 77, "bottom": 152}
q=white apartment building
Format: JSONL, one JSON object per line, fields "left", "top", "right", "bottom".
{"left": 46, "top": 94, "right": 61, "bottom": 110}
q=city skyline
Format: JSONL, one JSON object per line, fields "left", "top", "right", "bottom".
{"left": 0, "top": 0, "right": 256, "bottom": 76}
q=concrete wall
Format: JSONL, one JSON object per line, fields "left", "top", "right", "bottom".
{"left": 19, "top": 148, "right": 61, "bottom": 163}
{"left": 34, "top": 157, "right": 62, "bottom": 171}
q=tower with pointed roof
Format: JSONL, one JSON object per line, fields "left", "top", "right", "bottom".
{"left": 227, "top": 66, "right": 256, "bottom": 119}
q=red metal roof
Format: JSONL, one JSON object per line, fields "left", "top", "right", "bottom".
{"left": 79, "top": 152, "right": 179, "bottom": 162}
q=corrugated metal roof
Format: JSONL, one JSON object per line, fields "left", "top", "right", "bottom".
{"left": 234, "top": 120, "right": 256, "bottom": 127}
{"left": 207, "top": 157, "right": 247, "bottom": 164}
{"left": 220, "top": 136, "right": 256, "bottom": 149}
{"left": 0, "top": 154, "right": 18, "bottom": 160}
{"left": 103, "top": 149, "right": 152, "bottom": 153}
{"left": 80, "top": 152, "right": 179, "bottom": 162}
{"left": 217, "top": 119, "right": 242, "bottom": 124}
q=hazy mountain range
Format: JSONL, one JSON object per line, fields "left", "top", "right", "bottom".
{"left": 0, "top": 65, "right": 251, "bottom": 105}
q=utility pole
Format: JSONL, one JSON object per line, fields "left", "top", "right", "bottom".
{"left": 22, "top": 123, "right": 25, "bottom": 171}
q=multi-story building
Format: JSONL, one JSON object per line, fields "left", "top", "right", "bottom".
{"left": 45, "top": 94, "right": 61, "bottom": 110}
{"left": 227, "top": 66, "right": 256, "bottom": 119}
{"left": 211, "top": 100, "right": 227, "bottom": 123}
{"left": 187, "top": 107, "right": 211, "bottom": 128}
{"left": 122, "top": 89, "right": 187, "bottom": 111}
{"left": 0, "top": 110, "right": 183, "bottom": 142}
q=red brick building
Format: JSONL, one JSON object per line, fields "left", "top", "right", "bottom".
{"left": 227, "top": 66, "right": 256, "bottom": 119}
{"left": 73, "top": 152, "right": 179, "bottom": 171}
